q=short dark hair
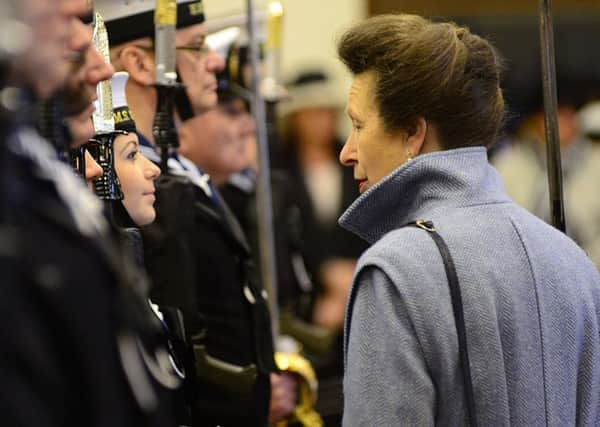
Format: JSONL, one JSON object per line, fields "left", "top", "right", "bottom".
{"left": 338, "top": 14, "right": 505, "bottom": 149}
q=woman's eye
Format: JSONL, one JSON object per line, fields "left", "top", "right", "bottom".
{"left": 126, "top": 150, "right": 139, "bottom": 160}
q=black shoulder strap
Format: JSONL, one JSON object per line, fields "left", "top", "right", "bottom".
{"left": 405, "top": 220, "right": 478, "bottom": 427}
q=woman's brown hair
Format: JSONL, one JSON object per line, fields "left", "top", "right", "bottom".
{"left": 338, "top": 14, "right": 505, "bottom": 149}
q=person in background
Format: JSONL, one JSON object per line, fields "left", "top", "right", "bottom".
{"left": 280, "top": 70, "right": 368, "bottom": 334}
{"left": 178, "top": 96, "right": 253, "bottom": 187}
{"left": 268, "top": 68, "right": 367, "bottom": 425}
{"left": 579, "top": 98, "right": 600, "bottom": 143}
{"left": 278, "top": 71, "right": 368, "bottom": 425}
{"left": 176, "top": 39, "right": 300, "bottom": 427}
{"left": 493, "top": 79, "right": 600, "bottom": 267}
{"left": 336, "top": 14, "right": 600, "bottom": 426}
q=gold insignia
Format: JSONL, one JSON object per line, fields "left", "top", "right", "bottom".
{"left": 188, "top": 2, "right": 204, "bottom": 16}
{"left": 113, "top": 109, "right": 132, "bottom": 124}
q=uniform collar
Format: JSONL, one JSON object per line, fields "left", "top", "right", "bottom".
{"left": 136, "top": 132, "right": 214, "bottom": 198}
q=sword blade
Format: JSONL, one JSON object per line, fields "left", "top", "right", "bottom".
{"left": 247, "top": 0, "right": 280, "bottom": 340}
{"left": 538, "top": 0, "right": 566, "bottom": 232}
{"left": 92, "top": 12, "right": 115, "bottom": 134}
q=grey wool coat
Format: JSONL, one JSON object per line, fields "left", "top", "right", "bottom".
{"left": 339, "top": 147, "right": 600, "bottom": 426}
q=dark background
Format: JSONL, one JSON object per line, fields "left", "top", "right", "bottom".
{"left": 368, "top": 0, "right": 600, "bottom": 131}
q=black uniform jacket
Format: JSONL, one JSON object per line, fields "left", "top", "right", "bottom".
{"left": 0, "top": 127, "right": 175, "bottom": 427}
{"left": 220, "top": 170, "right": 307, "bottom": 310}
{"left": 140, "top": 153, "right": 277, "bottom": 426}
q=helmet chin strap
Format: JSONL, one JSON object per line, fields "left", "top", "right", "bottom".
{"left": 174, "top": 67, "right": 194, "bottom": 122}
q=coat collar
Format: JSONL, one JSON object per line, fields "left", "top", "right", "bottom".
{"left": 339, "top": 147, "right": 510, "bottom": 244}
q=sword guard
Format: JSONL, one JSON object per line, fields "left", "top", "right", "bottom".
{"left": 274, "top": 351, "right": 323, "bottom": 427}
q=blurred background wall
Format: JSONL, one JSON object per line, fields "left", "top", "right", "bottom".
{"left": 205, "top": 0, "right": 600, "bottom": 135}
{"left": 369, "top": 0, "right": 600, "bottom": 15}
{"left": 204, "top": 0, "right": 367, "bottom": 101}
{"left": 372, "top": 0, "right": 600, "bottom": 133}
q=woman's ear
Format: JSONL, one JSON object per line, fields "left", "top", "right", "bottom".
{"left": 405, "top": 117, "right": 427, "bottom": 155}
{"left": 118, "top": 45, "right": 155, "bottom": 87}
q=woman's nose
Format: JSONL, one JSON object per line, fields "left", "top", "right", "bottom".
{"left": 143, "top": 155, "right": 161, "bottom": 180}
{"left": 339, "top": 135, "right": 356, "bottom": 166}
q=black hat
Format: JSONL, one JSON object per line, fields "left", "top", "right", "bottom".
{"left": 97, "top": 0, "right": 205, "bottom": 46}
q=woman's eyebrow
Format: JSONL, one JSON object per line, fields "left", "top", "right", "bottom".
{"left": 119, "top": 140, "right": 138, "bottom": 154}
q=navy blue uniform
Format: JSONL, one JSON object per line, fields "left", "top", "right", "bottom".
{"left": 139, "top": 137, "right": 276, "bottom": 427}
{"left": 0, "top": 124, "right": 176, "bottom": 427}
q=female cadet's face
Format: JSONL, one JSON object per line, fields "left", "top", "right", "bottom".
{"left": 339, "top": 71, "right": 410, "bottom": 194}
{"left": 113, "top": 133, "right": 160, "bottom": 226}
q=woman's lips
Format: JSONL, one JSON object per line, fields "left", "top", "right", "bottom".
{"left": 356, "top": 179, "right": 368, "bottom": 193}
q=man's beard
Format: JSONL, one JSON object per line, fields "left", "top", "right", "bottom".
{"left": 60, "top": 79, "right": 93, "bottom": 117}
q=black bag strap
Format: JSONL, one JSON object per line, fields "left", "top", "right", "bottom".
{"left": 406, "top": 220, "right": 478, "bottom": 427}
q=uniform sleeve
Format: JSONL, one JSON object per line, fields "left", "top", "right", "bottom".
{"left": 343, "top": 265, "right": 435, "bottom": 426}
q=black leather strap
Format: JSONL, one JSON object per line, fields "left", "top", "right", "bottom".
{"left": 406, "top": 220, "right": 478, "bottom": 427}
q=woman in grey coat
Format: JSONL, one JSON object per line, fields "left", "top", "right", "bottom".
{"left": 336, "top": 14, "right": 600, "bottom": 426}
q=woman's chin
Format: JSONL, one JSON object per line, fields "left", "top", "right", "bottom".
{"left": 137, "top": 211, "right": 156, "bottom": 227}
